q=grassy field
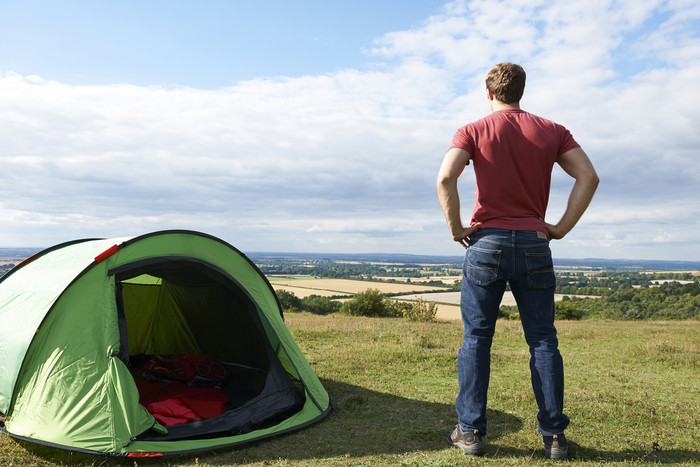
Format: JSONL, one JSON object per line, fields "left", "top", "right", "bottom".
{"left": 2, "top": 315, "right": 698, "bottom": 466}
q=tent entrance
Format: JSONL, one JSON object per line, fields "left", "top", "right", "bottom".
{"left": 112, "top": 259, "right": 304, "bottom": 441}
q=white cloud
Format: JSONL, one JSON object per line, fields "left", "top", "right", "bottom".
{"left": 0, "top": 0, "right": 699, "bottom": 261}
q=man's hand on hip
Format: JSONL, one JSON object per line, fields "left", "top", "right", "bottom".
{"left": 544, "top": 222, "right": 566, "bottom": 240}
{"left": 453, "top": 223, "right": 483, "bottom": 249}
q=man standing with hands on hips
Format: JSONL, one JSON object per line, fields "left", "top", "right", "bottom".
{"left": 437, "top": 63, "right": 599, "bottom": 460}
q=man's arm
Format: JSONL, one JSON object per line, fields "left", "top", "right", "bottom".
{"left": 545, "top": 147, "right": 600, "bottom": 240}
{"left": 437, "top": 148, "right": 482, "bottom": 249}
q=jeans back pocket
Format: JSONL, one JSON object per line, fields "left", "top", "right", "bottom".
{"left": 524, "top": 250, "right": 555, "bottom": 288}
{"left": 467, "top": 246, "right": 501, "bottom": 285}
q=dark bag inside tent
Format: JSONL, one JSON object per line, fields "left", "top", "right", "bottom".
{"left": 112, "top": 259, "right": 305, "bottom": 441}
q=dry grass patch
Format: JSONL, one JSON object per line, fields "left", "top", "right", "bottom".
{"left": 430, "top": 302, "right": 461, "bottom": 321}
{"left": 271, "top": 285, "right": 350, "bottom": 298}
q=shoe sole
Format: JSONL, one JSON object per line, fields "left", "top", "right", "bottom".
{"left": 446, "top": 428, "right": 485, "bottom": 456}
{"left": 545, "top": 445, "right": 568, "bottom": 460}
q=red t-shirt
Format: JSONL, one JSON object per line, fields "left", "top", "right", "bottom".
{"left": 450, "top": 109, "right": 580, "bottom": 234}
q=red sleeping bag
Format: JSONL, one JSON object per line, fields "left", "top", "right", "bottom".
{"left": 137, "top": 354, "right": 229, "bottom": 426}
{"left": 137, "top": 380, "right": 229, "bottom": 426}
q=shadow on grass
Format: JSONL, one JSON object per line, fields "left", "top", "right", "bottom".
{"left": 479, "top": 442, "right": 700, "bottom": 464}
{"left": 7, "top": 379, "right": 522, "bottom": 465}
{"left": 268, "top": 378, "right": 525, "bottom": 457}
{"left": 165, "top": 378, "right": 522, "bottom": 464}
{"left": 9, "top": 380, "right": 696, "bottom": 465}
{"left": 568, "top": 443, "right": 700, "bottom": 464}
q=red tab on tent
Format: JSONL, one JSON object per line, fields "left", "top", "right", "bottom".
{"left": 94, "top": 244, "right": 120, "bottom": 263}
{"left": 127, "top": 452, "right": 163, "bottom": 458}
{"left": 16, "top": 252, "right": 41, "bottom": 269}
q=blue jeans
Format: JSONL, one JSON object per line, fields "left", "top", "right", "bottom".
{"left": 456, "top": 228, "right": 569, "bottom": 436}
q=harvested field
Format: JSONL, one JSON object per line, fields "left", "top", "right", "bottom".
{"left": 269, "top": 276, "right": 601, "bottom": 322}
{"left": 399, "top": 291, "right": 598, "bottom": 307}
{"left": 268, "top": 277, "right": 445, "bottom": 296}
{"left": 433, "top": 303, "right": 461, "bottom": 321}
{"left": 371, "top": 276, "right": 460, "bottom": 285}
{"left": 272, "top": 285, "right": 350, "bottom": 298}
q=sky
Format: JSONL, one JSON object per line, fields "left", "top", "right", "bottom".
{"left": 1, "top": 0, "right": 699, "bottom": 261}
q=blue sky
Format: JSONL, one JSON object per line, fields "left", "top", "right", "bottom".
{"left": 1, "top": 0, "right": 699, "bottom": 261}
{"left": 0, "top": 1, "right": 447, "bottom": 86}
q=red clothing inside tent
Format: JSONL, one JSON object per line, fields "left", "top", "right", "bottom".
{"left": 137, "top": 380, "right": 229, "bottom": 426}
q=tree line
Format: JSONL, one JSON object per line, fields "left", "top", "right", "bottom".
{"left": 258, "top": 260, "right": 457, "bottom": 279}
{"left": 276, "top": 270, "right": 699, "bottom": 321}
{"left": 277, "top": 289, "right": 438, "bottom": 322}
{"left": 0, "top": 264, "right": 15, "bottom": 279}
{"left": 498, "top": 282, "right": 699, "bottom": 321}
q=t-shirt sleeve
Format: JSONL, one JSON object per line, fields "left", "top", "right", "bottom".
{"left": 449, "top": 126, "right": 473, "bottom": 164}
{"left": 558, "top": 127, "right": 580, "bottom": 156}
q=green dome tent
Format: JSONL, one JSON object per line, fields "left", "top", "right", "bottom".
{"left": 0, "top": 230, "right": 330, "bottom": 458}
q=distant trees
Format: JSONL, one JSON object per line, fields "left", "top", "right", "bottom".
{"left": 554, "top": 297, "right": 584, "bottom": 320}
{"left": 271, "top": 261, "right": 700, "bottom": 322}
{"left": 403, "top": 298, "right": 439, "bottom": 322}
{"left": 279, "top": 281, "right": 700, "bottom": 321}
{"left": 259, "top": 260, "right": 460, "bottom": 280}
{"left": 340, "top": 289, "right": 398, "bottom": 318}
{"left": 276, "top": 290, "right": 340, "bottom": 315}
{"left": 584, "top": 282, "right": 699, "bottom": 320}
{"left": 277, "top": 288, "right": 438, "bottom": 322}
{"left": 339, "top": 290, "right": 438, "bottom": 322}
{"left": 502, "top": 282, "right": 699, "bottom": 321}
{"left": 276, "top": 289, "right": 299, "bottom": 310}
{"left": 0, "top": 264, "right": 15, "bottom": 279}
{"left": 554, "top": 272, "right": 697, "bottom": 296}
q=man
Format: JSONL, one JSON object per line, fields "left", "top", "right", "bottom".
{"left": 437, "top": 63, "right": 599, "bottom": 460}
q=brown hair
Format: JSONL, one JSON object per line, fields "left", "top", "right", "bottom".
{"left": 485, "top": 63, "right": 526, "bottom": 104}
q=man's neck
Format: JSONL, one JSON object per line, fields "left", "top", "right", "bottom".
{"left": 490, "top": 100, "right": 521, "bottom": 112}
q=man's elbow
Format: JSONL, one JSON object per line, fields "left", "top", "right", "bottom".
{"left": 578, "top": 166, "right": 600, "bottom": 190}
{"left": 588, "top": 170, "right": 600, "bottom": 190}
{"left": 436, "top": 171, "right": 455, "bottom": 189}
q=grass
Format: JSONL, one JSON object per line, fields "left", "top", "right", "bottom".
{"left": 2, "top": 315, "right": 698, "bottom": 466}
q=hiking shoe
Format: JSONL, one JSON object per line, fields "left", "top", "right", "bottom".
{"left": 543, "top": 433, "right": 568, "bottom": 460}
{"left": 447, "top": 424, "right": 485, "bottom": 455}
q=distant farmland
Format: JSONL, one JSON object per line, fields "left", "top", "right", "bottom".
{"left": 267, "top": 276, "right": 601, "bottom": 322}
{"left": 268, "top": 276, "right": 446, "bottom": 299}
